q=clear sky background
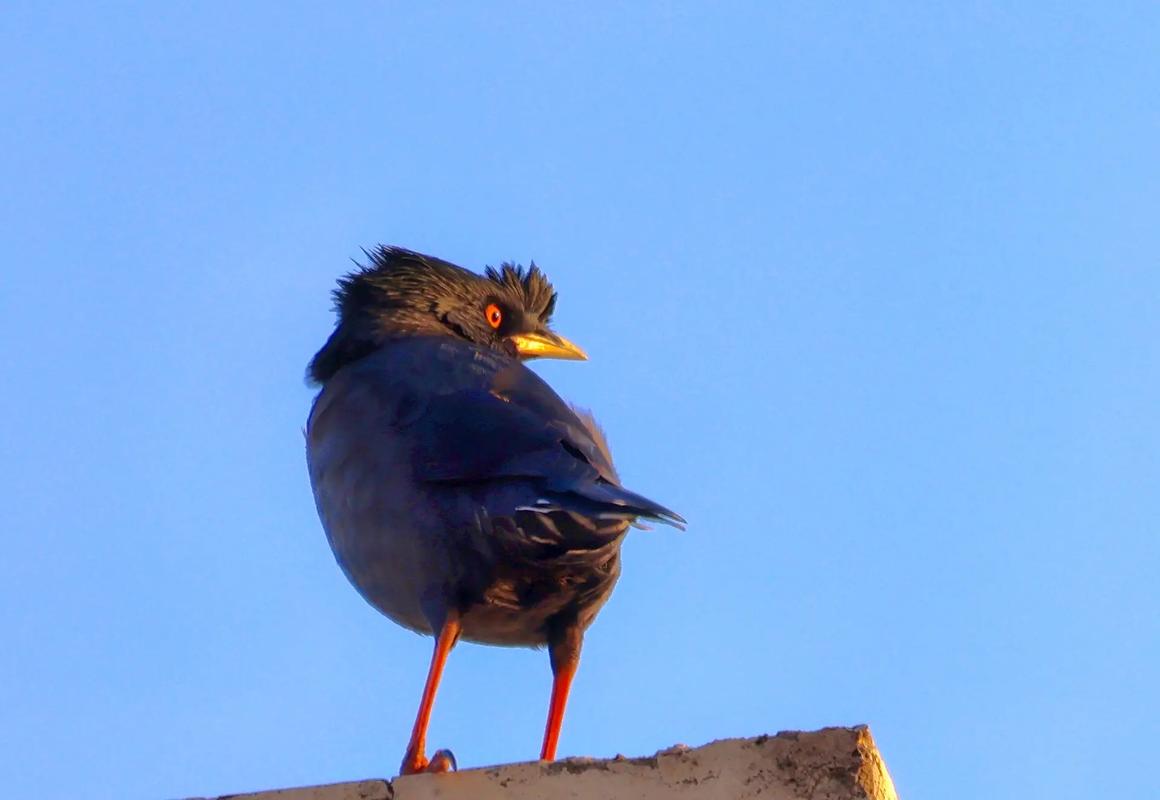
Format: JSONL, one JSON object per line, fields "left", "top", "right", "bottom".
{"left": 2, "top": 4, "right": 1157, "bottom": 799}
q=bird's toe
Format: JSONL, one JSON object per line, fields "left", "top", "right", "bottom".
{"left": 399, "top": 753, "right": 428, "bottom": 776}
{"left": 426, "top": 748, "right": 457, "bottom": 773}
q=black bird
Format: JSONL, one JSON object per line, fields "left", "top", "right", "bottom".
{"left": 305, "top": 246, "right": 684, "bottom": 775}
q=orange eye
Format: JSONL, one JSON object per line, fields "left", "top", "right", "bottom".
{"left": 485, "top": 303, "right": 503, "bottom": 329}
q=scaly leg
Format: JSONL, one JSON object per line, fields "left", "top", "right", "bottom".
{"left": 400, "top": 613, "right": 461, "bottom": 775}
{"left": 540, "top": 624, "right": 582, "bottom": 761}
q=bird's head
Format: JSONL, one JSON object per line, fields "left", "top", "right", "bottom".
{"left": 308, "top": 246, "right": 587, "bottom": 384}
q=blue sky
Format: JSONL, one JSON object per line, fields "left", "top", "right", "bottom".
{"left": 2, "top": 4, "right": 1157, "bottom": 798}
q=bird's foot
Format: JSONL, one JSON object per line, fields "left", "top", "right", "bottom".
{"left": 427, "top": 749, "right": 457, "bottom": 772}
{"left": 400, "top": 747, "right": 457, "bottom": 775}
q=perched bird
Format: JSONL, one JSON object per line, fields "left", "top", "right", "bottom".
{"left": 305, "top": 246, "right": 684, "bottom": 775}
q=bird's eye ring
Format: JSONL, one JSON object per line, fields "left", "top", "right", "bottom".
{"left": 485, "top": 303, "right": 503, "bottom": 329}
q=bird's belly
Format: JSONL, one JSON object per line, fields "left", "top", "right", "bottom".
{"left": 321, "top": 511, "right": 435, "bottom": 635}
{"left": 307, "top": 423, "right": 437, "bottom": 634}
{"left": 314, "top": 491, "right": 432, "bottom": 633}
{"left": 319, "top": 504, "right": 625, "bottom": 646}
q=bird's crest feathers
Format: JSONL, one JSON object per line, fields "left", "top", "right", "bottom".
{"left": 332, "top": 246, "right": 477, "bottom": 319}
{"left": 485, "top": 263, "right": 558, "bottom": 323}
{"left": 331, "top": 247, "right": 557, "bottom": 325}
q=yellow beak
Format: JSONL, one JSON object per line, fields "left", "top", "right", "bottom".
{"left": 508, "top": 330, "right": 588, "bottom": 361}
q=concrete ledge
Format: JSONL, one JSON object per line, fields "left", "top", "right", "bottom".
{"left": 206, "top": 782, "right": 391, "bottom": 800}
{"left": 196, "top": 725, "right": 898, "bottom": 800}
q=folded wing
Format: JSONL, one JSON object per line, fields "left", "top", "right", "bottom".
{"left": 402, "top": 358, "right": 685, "bottom": 532}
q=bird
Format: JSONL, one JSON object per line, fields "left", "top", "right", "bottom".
{"left": 304, "top": 246, "right": 684, "bottom": 775}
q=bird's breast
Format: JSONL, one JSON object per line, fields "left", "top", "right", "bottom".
{"left": 306, "top": 369, "right": 439, "bottom": 633}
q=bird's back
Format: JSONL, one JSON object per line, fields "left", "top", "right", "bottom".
{"left": 307, "top": 337, "right": 673, "bottom": 646}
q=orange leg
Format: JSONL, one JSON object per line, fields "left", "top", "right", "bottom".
{"left": 540, "top": 626, "right": 582, "bottom": 761}
{"left": 400, "top": 614, "right": 461, "bottom": 775}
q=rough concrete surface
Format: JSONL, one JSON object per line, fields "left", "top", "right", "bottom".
{"left": 203, "top": 780, "right": 391, "bottom": 800}
{"left": 193, "top": 725, "right": 898, "bottom": 800}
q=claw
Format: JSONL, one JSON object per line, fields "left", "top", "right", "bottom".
{"left": 427, "top": 748, "right": 457, "bottom": 773}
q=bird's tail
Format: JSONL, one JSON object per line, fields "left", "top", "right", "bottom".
{"left": 563, "top": 407, "right": 685, "bottom": 529}
{"left": 521, "top": 482, "right": 686, "bottom": 531}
